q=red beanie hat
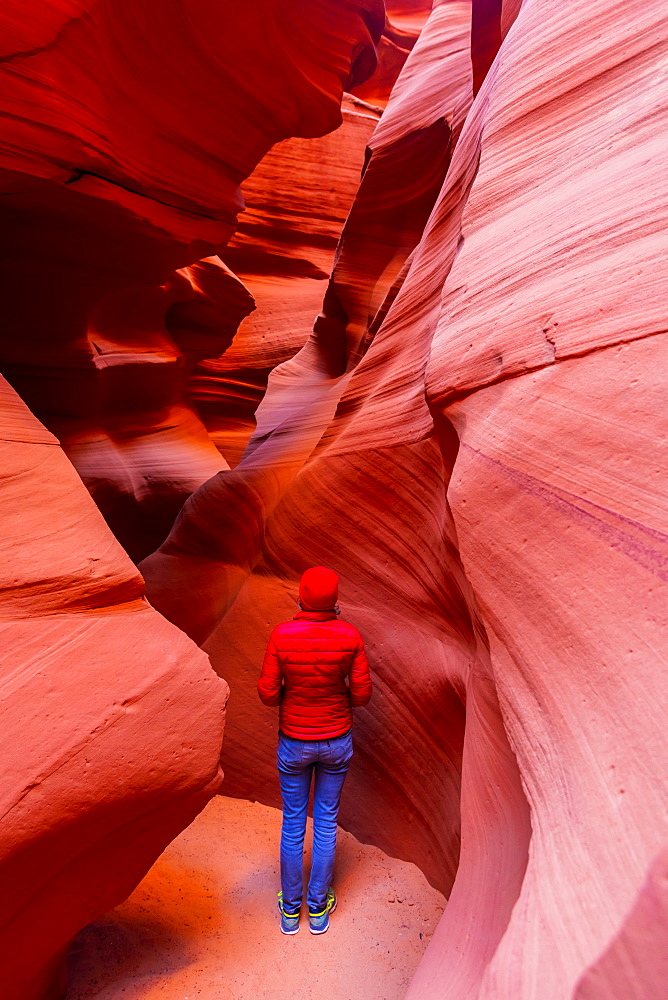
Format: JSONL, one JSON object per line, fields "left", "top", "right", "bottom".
{"left": 299, "top": 566, "right": 339, "bottom": 611}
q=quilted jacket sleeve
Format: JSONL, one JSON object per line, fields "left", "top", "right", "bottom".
{"left": 349, "top": 633, "right": 373, "bottom": 707}
{"left": 257, "top": 631, "right": 283, "bottom": 706}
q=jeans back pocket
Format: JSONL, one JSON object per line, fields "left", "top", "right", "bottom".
{"left": 277, "top": 734, "right": 306, "bottom": 770}
{"left": 328, "top": 731, "right": 354, "bottom": 767}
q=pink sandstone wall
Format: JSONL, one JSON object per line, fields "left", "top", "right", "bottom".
{"left": 142, "top": 0, "right": 668, "bottom": 994}
{"left": 409, "top": 0, "right": 668, "bottom": 993}
{"left": 1, "top": 0, "right": 666, "bottom": 997}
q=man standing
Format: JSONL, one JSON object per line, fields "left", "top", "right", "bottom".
{"left": 258, "top": 566, "right": 372, "bottom": 935}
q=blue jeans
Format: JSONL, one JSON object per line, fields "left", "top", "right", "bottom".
{"left": 277, "top": 729, "right": 353, "bottom": 914}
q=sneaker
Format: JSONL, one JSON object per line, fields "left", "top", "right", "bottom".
{"left": 309, "top": 887, "right": 337, "bottom": 935}
{"left": 278, "top": 891, "right": 300, "bottom": 935}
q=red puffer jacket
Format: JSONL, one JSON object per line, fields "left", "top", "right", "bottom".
{"left": 258, "top": 610, "right": 372, "bottom": 739}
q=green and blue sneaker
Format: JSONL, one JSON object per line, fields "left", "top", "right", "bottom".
{"left": 278, "top": 891, "right": 300, "bottom": 935}
{"left": 309, "top": 887, "right": 337, "bottom": 935}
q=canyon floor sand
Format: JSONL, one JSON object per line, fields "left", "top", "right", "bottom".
{"left": 66, "top": 795, "right": 445, "bottom": 1000}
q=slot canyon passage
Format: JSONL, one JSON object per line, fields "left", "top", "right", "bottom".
{"left": 0, "top": 0, "right": 666, "bottom": 997}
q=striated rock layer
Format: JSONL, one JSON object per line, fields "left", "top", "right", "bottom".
{"left": 411, "top": 0, "right": 668, "bottom": 994}
{"left": 143, "top": 0, "right": 668, "bottom": 996}
{"left": 0, "top": 3, "right": 385, "bottom": 998}
{"left": 190, "top": 3, "right": 436, "bottom": 468}
{"left": 0, "top": 0, "right": 384, "bottom": 557}
{"left": 141, "top": 0, "right": 484, "bottom": 897}
{"left": 193, "top": 94, "right": 382, "bottom": 467}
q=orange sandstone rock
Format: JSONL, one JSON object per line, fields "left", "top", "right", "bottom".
{"left": 140, "top": 0, "right": 480, "bottom": 897}
{"left": 0, "top": 3, "right": 385, "bottom": 997}
{"left": 0, "top": 0, "right": 383, "bottom": 554}
{"left": 0, "top": 376, "right": 228, "bottom": 1000}
{"left": 145, "top": 0, "right": 668, "bottom": 996}
{"left": 192, "top": 94, "right": 382, "bottom": 466}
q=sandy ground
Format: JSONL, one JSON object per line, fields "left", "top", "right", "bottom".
{"left": 66, "top": 795, "right": 445, "bottom": 1000}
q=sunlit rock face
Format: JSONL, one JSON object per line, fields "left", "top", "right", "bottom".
{"left": 412, "top": 0, "right": 667, "bottom": 996}
{"left": 2, "top": 0, "right": 666, "bottom": 998}
{"left": 143, "top": 0, "right": 667, "bottom": 996}
{"left": 140, "top": 0, "right": 481, "bottom": 898}
{"left": 0, "top": 376, "right": 229, "bottom": 1000}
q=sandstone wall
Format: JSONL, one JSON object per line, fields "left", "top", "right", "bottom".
{"left": 140, "top": 0, "right": 481, "bottom": 897}
{"left": 0, "top": 0, "right": 384, "bottom": 559}
{"left": 143, "top": 0, "right": 668, "bottom": 995}
{"left": 412, "top": 0, "right": 668, "bottom": 992}
{"left": 1, "top": 0, "right": 666, "bottom": 997}
{"left": 0, "top": 3, "right": 385, "bottom": 996}
{"left": 0, "top": 376, "right": 228, "bottom": 1000}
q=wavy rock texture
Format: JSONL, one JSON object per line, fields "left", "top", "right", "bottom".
{"left": 144, "top": 0, "right": 667, "bottom": 996}
{"left": 190, "top": 3, "right": 436, "bottom": 468}
{"left": 191, "top": 94, "right": 382, "bottom": 467}
{"left": 349, "top": 1, "right": 430, "bottom": 108}
{"left": 141, "top": 0, "right": 483, "bottom": 897}
{"left": 2, "top": 254, "right": 254, "bottom": 563}
{"left": 0, "top": 376, "right": 228, "bottom": 1000}
{"left": 0, "top": 0, "right": 383, "bottom": 256}
{"left": 407, "top": 0, "right": 668, "bottom": 995}
{"left": 0, "top": 3, "right": 386, "bottom": 998}
{"left": 315, "top": 0, "right": 473, "bottom": 373}
{"left": 0, "top": 0, "right": 383, "bottom": 558}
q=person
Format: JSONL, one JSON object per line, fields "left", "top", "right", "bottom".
{"left": 257, "top": 566, "right": 372, "bottom": 935}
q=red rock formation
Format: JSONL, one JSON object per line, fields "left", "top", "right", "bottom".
{"left": 0, "top": 376, "right": 228, "bottom": 1000}
{"left": 190, "top": 4, "right": 435, "bottom": 468}
{"left": 2, "top": 0, "right": 666, "bottom": 997}
{"left": 192, "top": 94, "right": 382, "bottom": 467}
{"left": 1, "top": 0, "right": 383, "bottom": 258}
{"left": 349, "top": 1, "right": 431, "bottom": 109}
{"left": 2, "top": 256, "right": 254, "bottom": 563}
{"left": 143, "top": 0, "right": 668, "bottom": 995}
{"left": 315, "top": 0, "right": 473, "bottom": 373}
{"left": 140, "top": 0, "right": 477, "bottom": 894}
{"left": 0, "top": 3, "right": 385, "bottom": 998}
{"left": 0, "top": 0, "right": 384, "bottom": 555}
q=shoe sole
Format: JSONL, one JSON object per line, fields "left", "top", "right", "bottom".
{"left": 280, "top": 924, "right": 299, "bottom": 935}
{"left": 309, "top": 899, "right": 337, "bottom": 934}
